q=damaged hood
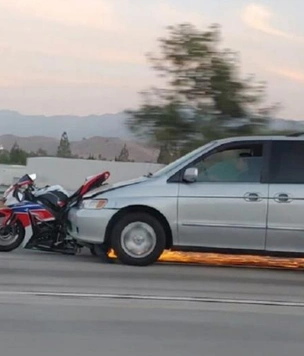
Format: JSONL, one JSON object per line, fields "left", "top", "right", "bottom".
{"left": 83, "top": 175, "right": 150, "bottom": 199}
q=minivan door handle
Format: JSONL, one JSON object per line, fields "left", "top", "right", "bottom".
{"left": 274, "top": 193, "right": 292, "bottom": 203}
{"left": 244, "top": 192, "right": 262, "bottom": 202}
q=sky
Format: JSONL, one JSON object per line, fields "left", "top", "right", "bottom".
{"left": 0, "top": 0, "right": 303, "bottom": 120}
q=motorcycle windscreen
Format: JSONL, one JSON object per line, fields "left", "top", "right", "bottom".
{"left": 79, "top": 171, "right": 110, "bottom": 197}
{"left": 16, "top": 174, "right": 34, "bottom": 187}
{"left": 3, "top": 173, "right": 35, "bottom": 201}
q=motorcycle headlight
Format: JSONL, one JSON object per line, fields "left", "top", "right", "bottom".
{"left": 79, "top": 199, "right": 108, "bottom": 210}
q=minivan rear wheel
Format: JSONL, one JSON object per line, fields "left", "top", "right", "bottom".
{"left": 110, "top": 212, "right": 166, "bottom": 266}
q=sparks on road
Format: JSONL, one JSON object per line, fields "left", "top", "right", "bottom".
{"left": 108, "top": 249, "right": 304, "bottom": 269}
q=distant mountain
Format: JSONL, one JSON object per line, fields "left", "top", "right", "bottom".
{"left": 71, "top": 137, "right": 158, "bottom": 162}
{"left": 0, "top": 135, "right": 60, "bottom": 155}
{"left": 0, "top": 109, "right": 303, "bottom": 141}
{"left": 0, "top": 134, "right": 159, "bottom": 163}
{"left": 0, "top": 110, "right": 134, "bottom": 141}
{"left": 0, "top": 109, "right": 303, "bottom": 163}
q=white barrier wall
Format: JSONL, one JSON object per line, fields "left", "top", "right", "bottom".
{"left": 0, "top": 164, "right": 26, "bottom": 186}
{"left": 26, "top": 157, "right": 165, "bottom": 191}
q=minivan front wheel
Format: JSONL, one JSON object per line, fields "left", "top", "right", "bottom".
{"left": 111, "top": 212, "right": 166, "bottom": 266}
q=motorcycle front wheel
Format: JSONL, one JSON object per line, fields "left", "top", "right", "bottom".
{"left": 0, "top": 221, "right": 25, "bottom": 252}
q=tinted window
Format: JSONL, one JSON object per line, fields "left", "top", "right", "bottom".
{"left": 192, "top": 143, "right": 264, "bottom": 183}
{"left": 269, "top": 141, "right": 304, "bottom": 184}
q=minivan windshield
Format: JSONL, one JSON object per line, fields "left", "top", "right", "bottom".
{"left": 151, "top": 141, "right": 217, "bottom": 178}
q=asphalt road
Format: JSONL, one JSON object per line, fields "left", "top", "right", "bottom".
{"left": 1, "top": 249, "right": 304, "bottom": 356}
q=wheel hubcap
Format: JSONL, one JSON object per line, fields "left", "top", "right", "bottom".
{"left": 120, "top": 222, "right": 157, "bottom": 258}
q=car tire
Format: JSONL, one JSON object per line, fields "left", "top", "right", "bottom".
{"left": 111, "top": 212, "right": 166, "bottom": 266}
{"left": 0, "top": 221, "right": 25, "bottom": 252}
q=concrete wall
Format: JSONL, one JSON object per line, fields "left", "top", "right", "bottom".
{"left": 26, "top": 157, "right": 164, "bottom": 191}
{"left": 0, "top": 164, "right": 26, "bottom": 186}
{"left": 0, "top": 158, "right": 165, "bottom": 192}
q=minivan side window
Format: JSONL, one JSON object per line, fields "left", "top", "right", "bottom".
{"left": 192, "top": 143, "right": 264, "bottom": 183}
{"left": 269, "top": 141, "right": 304, "bottom": 184}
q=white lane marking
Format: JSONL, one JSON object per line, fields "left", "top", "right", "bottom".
{"left": 0, "top": 290, "right": 303, "bottom": 307}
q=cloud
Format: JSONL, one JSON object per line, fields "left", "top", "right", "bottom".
{"left": 268, "top": 67, "right": 304, "bottom": 83}
{"left": 0, "top": 0, "right": 152, "bottom": 66}
{"left": 0, "top": 0, "right": 122, "bottom": 32}
{"left": 0, "top": 0, "right": 205, "bottom": 67}
{"left": 0, "top": 25, "right": 145, "bottom": 66}
{"left": 242, "top": 3, "right": 303, "bottom": 41}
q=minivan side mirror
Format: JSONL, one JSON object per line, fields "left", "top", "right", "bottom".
{"left": 183, "top": 167, "right": 198, "bottom": 183}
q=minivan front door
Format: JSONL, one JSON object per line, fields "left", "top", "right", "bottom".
{"left": 177, "top": 141, "right": 269, "bottom": 250}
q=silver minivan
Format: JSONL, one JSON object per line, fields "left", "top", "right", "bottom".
{"left": 68, "top": 135, "right": 304, "bottom": 266}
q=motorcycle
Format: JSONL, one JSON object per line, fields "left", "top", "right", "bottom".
{"left": 0, "top": 171, "right": 110, "bottom": 254}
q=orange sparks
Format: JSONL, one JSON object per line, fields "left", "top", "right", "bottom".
{"left": 108, "top": 249, "right": 304, "bottom": 270}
